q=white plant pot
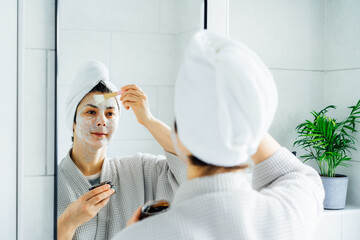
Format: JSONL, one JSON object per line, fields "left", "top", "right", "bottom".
{"left": 321, "top": 174, "right": 348, "bottom": 210}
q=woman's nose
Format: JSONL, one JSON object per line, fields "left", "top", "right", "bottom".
{"left": 96, "top": 115, "right": 106, "bottom": 126}
{"left": 97, "top": 122, "right": 106, "bottom": 127}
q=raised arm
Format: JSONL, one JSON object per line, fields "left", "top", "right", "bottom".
{"left": 251, "top": 133, "right": 281, "bottom": 165}
{"left": 120, "top": 84, "right": 176, "bottom": 154}
{"left": 250, "top": 133, "right": 325, "bottom": 239}
{"left": 142, "top": 118, "right": 175, "bottom": 154}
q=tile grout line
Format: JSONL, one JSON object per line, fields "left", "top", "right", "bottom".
{"left": 45, "top": 49, "right": 48, "bottom": 176}
{"left": 325, "top": 68, "right": 360, "bottom": 72}
{"left": 324, "top": 0, "right": 327, "bottom": 72}
{"left": 269, "top": 68, "right": 325, "bottom": 72}
{"left": 26, "top": 47, "right": 56, "bottom": 51}
{"left": 24, "top": 175, "right": 55, "bottom": 178}
{"left": 16, "top": 0, "right": 21, "bottom": 238}
{"left": 270, "top": 68, "right": 360, "bottom": 73}
{"left": 59, "top": 28, "right": 178, "bottom": 37}
{"left": 324, "top": 0, "right": 327, "bottom": 112}
{"left": 109, "top": 32, "right": 112, "bottom": 78}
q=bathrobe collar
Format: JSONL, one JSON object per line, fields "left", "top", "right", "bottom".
{"left": 172, "top": 171, "right": 251, "bottom": 205}
{"left": 61, "top": 149, "right": 114, "bottom": 194}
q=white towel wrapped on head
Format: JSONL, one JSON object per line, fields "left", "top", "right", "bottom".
{"left": 66, "top": 61, "right": 119, "bottom": 131}
{"left": 174, "top": 31, "right": 278, "bottom": 167}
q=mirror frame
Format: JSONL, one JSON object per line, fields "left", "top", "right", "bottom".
{"left": 54, "top": 0, "right": 208, "bottom": 237}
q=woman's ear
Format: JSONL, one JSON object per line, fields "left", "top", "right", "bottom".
{"left": 72, "top": 122, "right": 76, "bottom": 142}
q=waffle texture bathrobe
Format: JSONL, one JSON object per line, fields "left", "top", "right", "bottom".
{"left": 58, "top": 150, "right": 187, "bottom": 240}
{"left": 115, "top": 147, "right": 325, "bottom": 240}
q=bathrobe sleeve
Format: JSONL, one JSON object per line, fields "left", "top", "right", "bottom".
{"left": 140, "top": 151, "right": 187, "bottom": 201}
{"left": 251, "top": 147, "right": 325, "bottom": 238}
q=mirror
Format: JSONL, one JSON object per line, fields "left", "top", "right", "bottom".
{"left": 57, "top": 0, "right": 206, "bottom": 159}
{"left": 56, "top": 0, "right": 206, "bottom": 238}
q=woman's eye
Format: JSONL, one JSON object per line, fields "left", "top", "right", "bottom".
{"left": 87, "top": 110, "right": 96, "bottom": 114}
{"left": 107, "top": 112, "right": 115, "bottom": 117}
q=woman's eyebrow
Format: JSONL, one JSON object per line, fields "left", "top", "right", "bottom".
{"left": 85, "top": 104, "right": 99, "bottom": 109}
{"left": 106, "top": 106, "right": 115, "bottom": 110}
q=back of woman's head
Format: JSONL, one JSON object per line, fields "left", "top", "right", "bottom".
{"left": 173, "top": 31, "right": 278, "bottom": 168}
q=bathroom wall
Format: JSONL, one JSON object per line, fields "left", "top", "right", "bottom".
{"left": 324, "top": 0, "right": 360, "bottom": 206}
{"left": 226, "top": 1, "right": 360, "bottom": 239}
{"left": 228, "top": 0, "right": 360, "bottom": 208}
{"left": 57, "top": 0, "right": 204, "bottom": 161}
{"left": 162, "top": 0, "right": 204, "bottom": 128}
{"left": 228, "top": 0, "right": 326, "bottom": 153}
{"left": 20, "top": 0, "right": 55, "bottom": 239}
{"left": 0, "top": 1, "right": 18, "bottom": 239}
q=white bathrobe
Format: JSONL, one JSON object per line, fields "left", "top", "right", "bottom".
{"left": 115, "top": 147, "right": 325, "bottom": 240}
{"left": 57, "top": 150, "right": 187, "bottom": 240}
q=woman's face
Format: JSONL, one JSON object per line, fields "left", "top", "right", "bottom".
{"left": 73, "top": 92, "right": 119, "bottom": 149}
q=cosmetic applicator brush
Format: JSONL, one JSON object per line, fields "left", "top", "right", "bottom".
{"left": 94, "top": 90, "right": 125, "bottom": 104}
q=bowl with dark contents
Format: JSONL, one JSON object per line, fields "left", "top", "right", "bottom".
{"left": 140, "top": 200, "right": 170, "bottom": 220}
{"left": 89, "top": 180, "right": 115, "bottom": 191}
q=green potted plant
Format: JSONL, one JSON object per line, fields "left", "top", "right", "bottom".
{"left": 294, "top": 99, "right": 360, "bottom": 209}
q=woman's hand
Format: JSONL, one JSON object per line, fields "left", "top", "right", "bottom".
{"left": 57, "top": 184, "right": 115, "bottom": 240}
{"left": 120, "top": 84, "right": 176, "bottom": 154}
{"left": 120, "top": 84, "right": 154, "bottom": 126}
{"left": 126, "top": 205, "right": 143, "bottom": 227}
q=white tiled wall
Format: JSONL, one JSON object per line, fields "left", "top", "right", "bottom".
{"left": 109, "top": 33, "right": 177, "bottom": 86}
{"left": 58, "top": 30, "right": 111, "bottom": 85}
{"left": 23, "top": 50, "right": 47, "bottom": 175}
{"left": 177, "top": 0, "right": 204, "bottom": 33}
{"left": 269, "top": 70, "right": 325, "bottom": 151}
{"left": 324, "top": 0, "right": 360, "bottom": 207}
{"left": 227, "top": 0, "right": 360, "bottom": 239}
{"left": 21, "top": 0, "right": 55, "bottom": 239}
{"left": 228, "top": 0, "right": 326, "bottom": 155}
{"left": 25, "top": 0, "right": 55, "bottom": 49}
{"left": 23, "top": 176, "right": 54, "bottom": 239}
{"left": 325, "top": 0, "right": 360, "bottom": 70}
{"left": 229, "top": 0, "right": 325, "bottom": 70}
{"left": 0, "top": 1, "right": 17, "bottom": 239}
{"left": 228, "top": 3, "right": 360, "bottom": 209}
{"left": 312, "top": 212, "right": 360, "bottom": 240}
{"left": 59, "top": 0, "right": 161, "bottom": 33}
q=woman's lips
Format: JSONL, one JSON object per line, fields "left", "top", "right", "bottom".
{"left": 91, "top": 132, "right": 107, "bottom": 137}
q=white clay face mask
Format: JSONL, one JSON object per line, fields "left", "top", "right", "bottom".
{"left": 75, "top": 97, "right": 119, "bottom": 149}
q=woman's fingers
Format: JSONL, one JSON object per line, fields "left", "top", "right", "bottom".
{"left": 123, "top": 101, "right": 135, "bottom": 110}
{"left": 120, "top": 89, "right": 147, "bottom": 111}
{"left": 120, "top": 89, "right": 145, "bottom": 101}
{"left": 82, "top": 184, "right": 111, "bottom": 201}
{"left": 121, "top": 84, "right": 144, "bottom": 93}
{"left": 126, "top": 205, "right": 143, "bottom": 227}
{"left": 95, "top": 197, "right": 110, "bottom": 209}
{"left": 87, "top": 188, "right": 115, "bottom": 205}
{"left": 121, "top": 94, "right": 140, "bottom": 103}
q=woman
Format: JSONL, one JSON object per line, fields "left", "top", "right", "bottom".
{"left": 115, "top": 31, "right": 325, "bottom": 240}
{"left": 57, "top": 61, "right": 187, "bottom": 240}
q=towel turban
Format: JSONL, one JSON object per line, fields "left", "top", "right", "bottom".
{"left": 66, "top": 61, "right": 119, "bottom": 131}
{"left": 174, "top": 31, "right": 278, "bottom": 167}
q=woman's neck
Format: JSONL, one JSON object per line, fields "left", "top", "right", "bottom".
{"left": 187, "top": 164, "right": 243, "bottom": 180}
{"left": 71, "top": 140, "right": 107, "bottom": 176}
